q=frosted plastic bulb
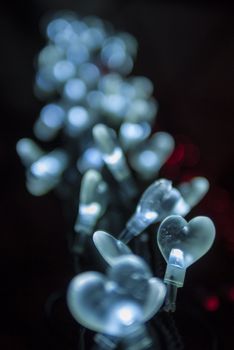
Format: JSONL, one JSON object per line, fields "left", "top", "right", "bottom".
{"left": 119, "top": 122, "right": 151, "bottom": 151}
{"left": 125, "top": 98, "right": 158, "bottom": 124}
{"left": 65, "top": 106, "right": 91, "bottom": 137}
{"left": 67, "top": 256, "right": 166, "bottom": 338}
{"left": 33, "top": 103, "right": 65, "bottom": 141}
{"left": 16, "top": 138, "right": 44, "bottom": 167}
{"left": 63, "top": 78, "right": 87, "bottom": 102}
{"left": 129, "top": 76, "right": 154, "bottom": 99}
{"left": 177, "top": 177, "right": 209, "bottom": 208}
{"left": 74, "top": 170, "right": 108, "bottom": 234}
{"left": 129, "top": 132, "right": 175, "bottom": 179}
{"left": 101, "top": 94, "right": 127, "bottom": 126}
{"left": 93, "top": 231, "right": 132, "bottom": 266}
{"left": 119, "top": 179, "right": 190, "bottom": 243}
{"left": 98, "top": 73, "right": 123, "bottom": 95}
{"left": 76, "top": 147, "right": 104, "bottom": 173}
{"left": 93, "top": 124, "right": 132, "bottom": 182}
{"left": 26, "top": 149, "right": 69, "bottom": 196}
{"left": 38, "top": 44, "right": 64, "bottom": 67}
{"left": 108, "top": 255, "right": 152, "bottom": 301}
{"left": 157, "top": 215, "right": 216, "bottom": 288}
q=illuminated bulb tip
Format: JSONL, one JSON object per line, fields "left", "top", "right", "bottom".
{"left": 16, "top": 138, "right": 44, "bottom": 166}
{"left": 191, "top": 177, "right": 209, "bottom": 194}
{"left": 151, "top": 132, "right": 175, "bottom": 154}
{"left": 80, "top": 169, "right": 103, "bottom": 203}
{"left": 93, "top": 124, "right": 116, "bottom": 154}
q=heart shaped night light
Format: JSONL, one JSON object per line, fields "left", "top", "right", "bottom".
{"left": 157, "top": 215, "right": 216, "bottom": 288}
{"left": 67, "top": 255, "right": 166, "bottom": 337}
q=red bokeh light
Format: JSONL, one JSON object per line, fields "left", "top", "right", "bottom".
{"left": 203, "top": 296, "right": 220, "bottom": 312}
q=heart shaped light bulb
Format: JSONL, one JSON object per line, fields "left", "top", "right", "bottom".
{"left": 129, "top": 132, "right": 175, "bottom": 180}
{"left": 74, "top": 170, "right": 108, "bottom": 235}
{"left": 67, "top": 254, "right": 166, "bottom": 340}
{"left": 177, "top": 177, "right": 209, "bottom": 208}
{"left": 26, "top": 149, "right": 69, "bottom": 196}
{"left": 118, "top": 179, "right": 190, "bottom": 243}
{"left": 93, "top": 230, "right": 132, "bottom": 266}
{"left": 158, "top": 215, "right": 216, "bottom": 288}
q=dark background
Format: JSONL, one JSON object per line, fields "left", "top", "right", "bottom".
{"left": 0, "top": 1, "right": 234, "bottom": 349}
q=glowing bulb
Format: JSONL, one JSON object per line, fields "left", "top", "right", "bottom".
{"left": 119, "top": 122, "right": 151, "bottom": 151}
{"left": 16, "top": 138, "right": 44, "bottom": 167}
{"left": 177, "top": 177, "right": 209, "bottom": 208}
{"left": 157, "top": 215, "right": 215, "bottom": 311}
{"left": 65, "top": 106, "right": 91, "bottom": 137}
{"left": 93, "top": 124, "right": 132, "bottom": 182}
{"left": 33, "top": 103, "right": 65, "bottom": 141}
{"left": 77, "top": 62, "right": 100, "bottom": 88}
{"left": 101, "top": 94, "right": 128, "bottom": 125}
{"left": 125, "top": 98, "right": 158, "bottom": 124}
{"left": 93, "top": 231, "right": 132, "bottom": 266}
{"left": 67, "top": 255, "right": 166, "bottom": 338}
{"left": 129, "top": 132, "right": 175, "bottom": 179}
{"left": 26, "top": 149, "right": 69, "bottom": 196}
{"left": 63, "top": 78, "right": 87, "bottom": 102}
{"left": 98, "top": 73, "right": 123, "bottom": 95}
{"left": 66, "top": 42, "right": 90, "bottom": 66}
{"left": 76, "top": 147, "right": 104, "bottom": 173}
{"left": 101, "top": 37, "right": 133, "bottom": 75}
{"left": 38, "top": 44, "right": 64, "bottom": 67}
{"left": 53, "top": 60, "right": 76, "bottom": 82}
{"left": 118, "top": 179, "right": 190, "bottom": 243}
{"left": 74, "top": 170, "right": 108, "bottom": 235}
{"left": 129, "top": 76, "right": 154, "bottom": 99}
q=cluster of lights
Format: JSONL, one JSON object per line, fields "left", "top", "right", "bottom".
{"left": 17, "top": 11, "right": 216, "bottom": 350}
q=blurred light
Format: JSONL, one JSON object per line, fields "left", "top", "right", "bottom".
{"left": 53, "top": 60, "right": 76, "bottom": 82}
{"left": 80, "top": 27, "right": 106, "bottom": 51}
{"left": 38, "top": 45, "right": 64, "bottom": 67}
{"left": 118, "top": 32, "right": 138, "bottom": 57}
{"left": 34, "top": 103, "right": 65, "bottom": 141}
{"left": 203, "top": 296, "right": 220, "bottom": 312}
{"left": 130, "top": 76, "right": 154, "bottom": 99}
{"left": 126, "top": 99, "right": 158, "bottom": 124}
{"left": 77, "top": 63, "right": 100, "bottom": 87}
{"left": 63, "top": 78, "right": 87, "bottom": 102}
{"left": 77, "top": 147, "right": 104, "bottom": 173}
{"left": 66, "top": 106, "right": 90, "bottom": 136}
{"left": 40, "top": 103, "right": 65, "bottom": 128}
{"left": 138, "top": 150, "right": 158, "bottom": 168}
{"left": 47, "top": 18, "right": 70, "bottom": 41}
{"left": 86, "top": 90, "right": 104, "bottom": 110}
{"left": 16, "top": 138, "right": 44, "bottom": 167}
{"left": 66, "top": 42, "right": 90, "bottom": 65}
{"left": 102, "top": 94, "right": 127, "bottom": 122}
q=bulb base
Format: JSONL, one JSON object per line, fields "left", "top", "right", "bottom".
{"left": 164, "top": 264, "right": 186, "bottom": 288}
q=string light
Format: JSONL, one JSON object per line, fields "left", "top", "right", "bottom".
{"left": 157, "top": 215, "right": 216, "bottom": 311}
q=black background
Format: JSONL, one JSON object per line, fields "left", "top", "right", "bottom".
{"left": 0, "top": 1, "right": 234, "bottom": 349}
